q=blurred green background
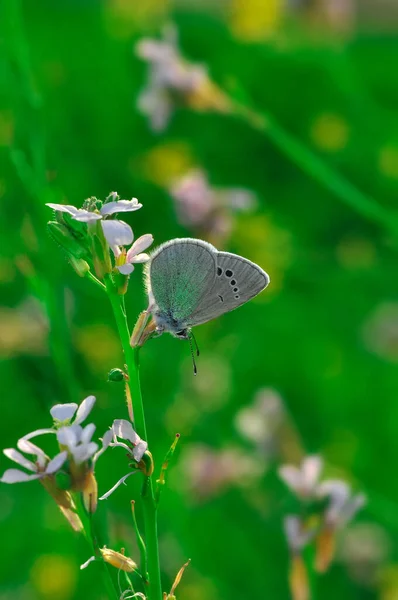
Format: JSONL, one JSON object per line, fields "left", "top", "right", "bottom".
{"left": 2, "top": 0, "right": 398, "bottom": 598}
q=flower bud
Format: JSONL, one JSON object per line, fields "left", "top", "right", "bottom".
{"left": 90, "top": 222, "right": 112, "bottom": 279}
{"left": 69, "top": 256, "right": 90, "bottom": 277}
{"left": 47, "top": 221, "right": 88, "bottom": 260}
{"left": 315, "top": 526, "right": 335, "bottom": 573}
{"left": 82, "top": 470, "right": 98, "bottom": 513}
{"left": 107, "top": 368, "right": 126, "bottom": 382}
{"left": 289, "top": 555, "right": 309, "bottom": 600}
{"left": 100, "top": 548, "right": 137, "bottom": 572}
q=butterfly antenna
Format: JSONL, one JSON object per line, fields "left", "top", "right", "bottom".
{"left": 188, "top": 334, "right": 198, "bottom": 375}
{"left": 191, "top": 330, "right": 200, "bottom": 357}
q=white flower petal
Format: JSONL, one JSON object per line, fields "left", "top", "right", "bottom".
{"left": 17, "top": 439, "right": 49, "bottom": 467}
{"left": 117, "top": 264, "right": 135, "bottom": 275}
{"left": 74, "top": 395, "right": 96, "bottom": 425}
{"left": 50, "top": 403, "right": 78, "bottom": 421}
{"left": 46, "top": 203, "right": 80, "bottom": 215}
{"left": 101, "top": 220, "right": 134, "bottom": 247}
{"left": 46, "top": 204, "right": 101, "bottom": 222}
{"left": 284, "top": 515, "right": 312, "bottom": 552}
{"left": 21, "top": 428, "right": 56, "bottom": 441}
{"left": 46, "top": 451, "right": 68, "bottom": 474}
{"left": 302, "top": 455, "right": 323, "bottom": 490}
{"left": 71, "top": 442, "right": 98, "bottom": 464}
{"left": 72, "top": 210, "right": 102, "bottom": 223}
{"left": 93, "top": 429, "right": 113, "bottom": 465}
{"left": 1, "top": 469, "right": 42, "bottom": 483}
{"left": 130, "top": 253, "right": 150, "bottom": 264}
{"left": 100, "top": 199, "right": 142, "bottom": 216}
{"left": 99, "top": 471, "right": 137, "bottom": 500}
{"left": 278, "top": 465, "right": 302, "bottom": 494}
{"left": 132, "top": 440, "right": 148, "bottom": 462}
{"left": 81, "top": 423, "right": 96, "bottom": 445}
{"left": 126, "top": 234, "right": 154, "bottom": 260}
{"left": 3, "top": 449, "right": 37, "bottom": 472}
{"left": 80, "top": 556, "right": 96, "bottom": 570}
{"left": 57, "top": 425, "right": 80, "bottom": 447}
{"left": 113, "top": 420, "right": 139, "bottom": 444}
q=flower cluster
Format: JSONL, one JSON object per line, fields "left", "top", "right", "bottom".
{"left": 135, "top": 27, "right": 230, "bottom": 132}
{"left": 169, "top": 169, "right": 256, "bottom": 244}
{"left": 1, "top": 397, "right": 148, "bottom": 524}
{"left": 47, "top": 192, "right": 153, "bottom": 285}
{"left": 278, "top": 455, "right": 366, "bottom": 600}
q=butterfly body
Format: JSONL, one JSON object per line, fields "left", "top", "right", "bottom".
{"left": 145, "top": 238, "right": 269, "bottom": 338}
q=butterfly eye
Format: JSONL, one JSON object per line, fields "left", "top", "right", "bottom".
{"left": 217, "top": 267, "right": 222, "bottom": 276}
{"left": 176, "top": 330, "right": 187, "bottom": 338}
{"left": 225, "top": 269, "right": 233, "bottom": 277}
{"left": 233, "top": 287, "right": 239, "bottom": 293}
{"left": 230, "top": 279, "right": 236, "bottom": 286}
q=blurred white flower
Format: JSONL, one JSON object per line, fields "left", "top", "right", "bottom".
{"left": 178, "top": 444, "right": 265, "bottom": 500}
{"left": 279, "top": 455, "right": 323, "bottom": 500}
{"left": 99, "top": 419, "right": 148, "bottom": 500}
{"left": 235, "top": 387, "right": 285, "bottom": 450}
{"left": 136, "top": 28, "right": 208, "bottom": 132}
{"left": 362, "top": 302, "right": 398, "bottom": 362}
{"left": 169, "top": 169, "right": 256, "bottom": 241}
{"left": 317, "top": 479, "right": 366, "bottom": 529}
{"left": 284, "top": 515, "right": 315, "bottom": 553}
{"left": 1, "top": 439, "right": 67, "bottom": 484}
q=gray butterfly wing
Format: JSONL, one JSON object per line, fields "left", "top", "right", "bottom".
{"left": 186, "top": 251, "right": 270, "bottom": 327}
{"left": 147, "top": 239, "right": 217, "bottom": 324}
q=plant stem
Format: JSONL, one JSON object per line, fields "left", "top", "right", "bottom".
{"left": 105, "top": 275, "right": 163, "bottom": 600}
{"left": 75, "top": 495, "right": 119, "bottom": 600}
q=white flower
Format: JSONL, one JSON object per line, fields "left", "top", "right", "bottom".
{"left": 21, "top": 396, "right": 99, "bottom": 467}
{"left": 284, "top": 515, "right": 315, "bottom": 553}
{"left": 46, "top": 195, "right": 142, "bottom": 248}
{"left": 99, "top": 420, "right": 147, "bottom": 500}
{"left": 57, "top": 423, "right": 98, "bottom": 465}
{"left": 317, "top": 480, "right": 366, "bottom": 529}
{"left": 1, "top": 438, "right": 67, "bottom": 484}
{"left": 278, "top": 455, "right": 323, "bottom": 500}
{"left": 50, "top": 395, "right": 96, "bottom": 427}
{"left": 113, "top": 234, "right": 154, "bottom": 275}
{"left": 135, "top": 29, "right": 208, "bottom": 132}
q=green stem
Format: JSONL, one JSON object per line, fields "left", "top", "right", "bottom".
{"left": 302, "top": 545, "right": 317, "bottom": 600}
{"left": 233, "top": 101, "right": 398, "bottom": 238}
{"left": 74, "top": 495, "right": 119, "bottom": 600}
{"left": 105, "top": 275, "right": 162, "bottom": 600}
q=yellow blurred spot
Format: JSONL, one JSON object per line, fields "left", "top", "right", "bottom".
{"left": 380, "top": 565, "right": 398, "bottom": 600}
{"left": 233, "top": 214, "right": 292, "bottom": 296}
{"left": 103, "top": 0, "right": 169, "bottom": 39}
{"left": 336, "top": 236, "right": 376, "bottom": 269}
{"left": 230, "top": 0, "right": 283, "bottom": 41}
{"left": 0, "top": 111, "right": 13, "bottom": 147}
{"left": 75, "top": 324, "right": 121, "bottom": 373}
{"left": 0, "top": 258, "right": 16, "bottom": 283}
{"left": 30, "top": 554, "right": 76, "bottom": 600}
{"left": 135, "top": 142, "right": 194, "bottom": 187}
{"left": 379, "top": 146, "right": 398, "bottom": 179}
{"left": 0, "top": 306, "right": 47, "bottom": 358}
{"left": 311, "top": 113, "right": 349, "bottom": 152}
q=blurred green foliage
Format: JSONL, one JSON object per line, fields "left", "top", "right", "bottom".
{"left": 2, "top": 0, "right": 398, "bottom": 599}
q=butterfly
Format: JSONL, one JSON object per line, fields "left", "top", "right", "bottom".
{"left": 145, "top": 238, "right": 270, "bottom": 353}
